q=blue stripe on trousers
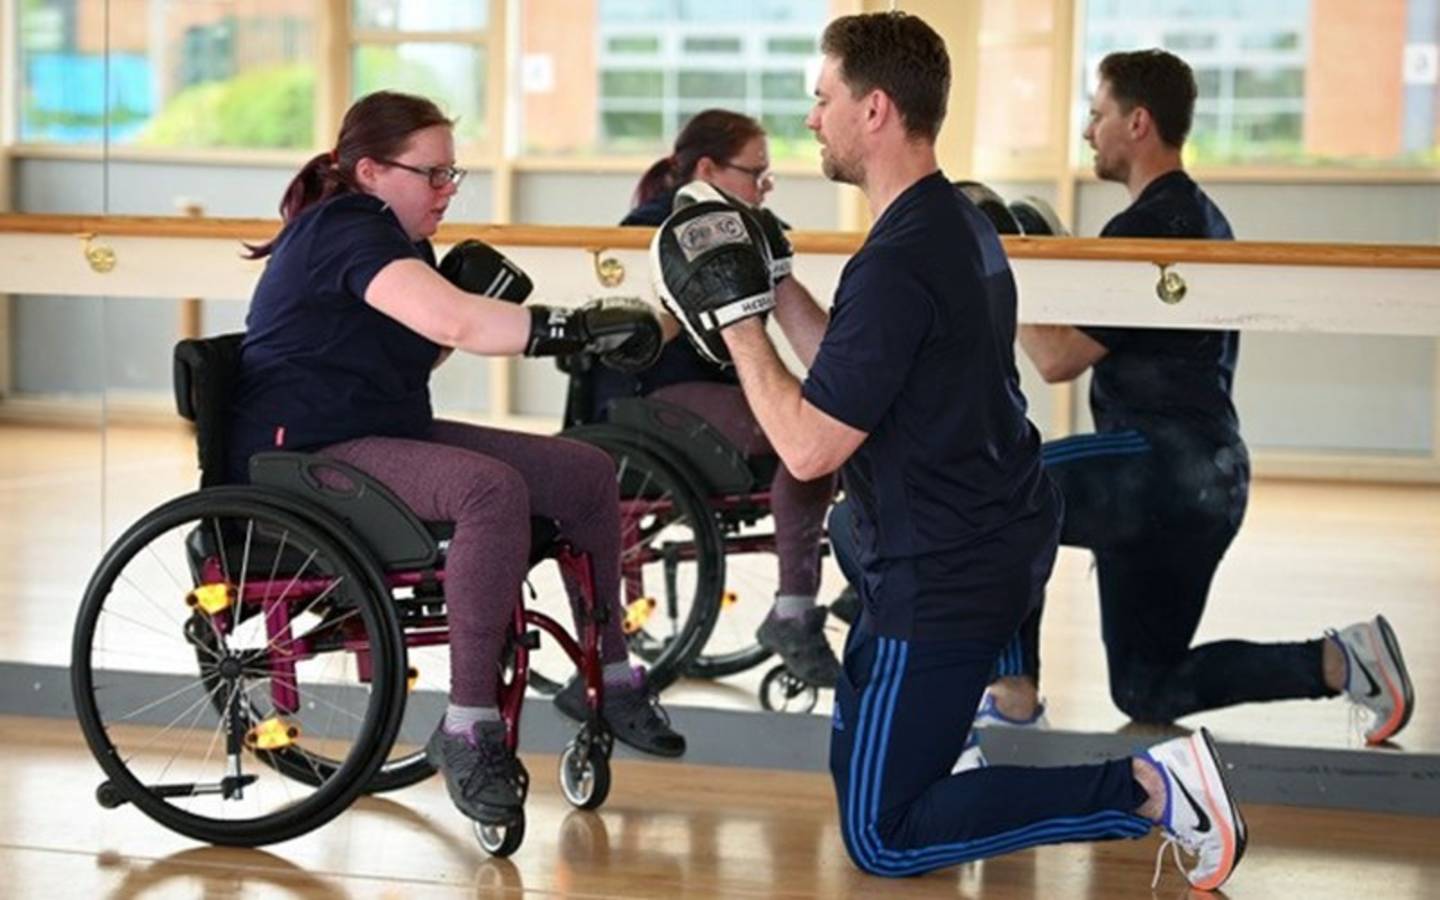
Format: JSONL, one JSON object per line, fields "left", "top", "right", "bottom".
{"left": 840, "top": 636, "right": 1152, "bottom": 877}
{"left": 1042, "top": 430, "right": 1149, "bottom": 466}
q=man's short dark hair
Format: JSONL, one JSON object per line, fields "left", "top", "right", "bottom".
{"left": 821, "top": 12, "right": 950, "bottom": 141}
{"left": 1098, "top": 49, "right": 1197, "bottom": 149}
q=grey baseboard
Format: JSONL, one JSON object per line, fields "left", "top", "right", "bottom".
{"left": 15, "top": 662, "right": 1438, "bottom": 817}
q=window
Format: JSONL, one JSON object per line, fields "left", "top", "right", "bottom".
{"left": 1079, "top": 0, "right": 1440, "bottom": 167}
{"left": 972, "top": 0, "right": 1066, "bottom": 173}
{"left": 350, "top": 1, "right": 494, "bottom": 149}
{"left": 518, "top": 0, "right": 832, "bottom": 160}
{"left": 18, "top": 0, "right": 317, "bottom": 149}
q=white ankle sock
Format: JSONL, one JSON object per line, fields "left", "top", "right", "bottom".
{"left": 603, "top": 661, "right": 639, "bottom": 689}
{"left": 773, "top": 594, "right": 818, "bottom": 619}
{"left": 444, "top": 704, "right": 500, "bottom": 734}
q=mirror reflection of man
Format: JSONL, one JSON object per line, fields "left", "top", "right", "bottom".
{"left": 995, "top": 48, "right": 1413, "bottom": 747}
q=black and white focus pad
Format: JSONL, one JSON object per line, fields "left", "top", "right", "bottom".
{"left": 650, "top": 199, "right": 775, "bottom": 367}
{"left": 675, "top": 180, "right": 792, "bottom": 283}
{"left": 673, "top": 180, "right": 744, "bottom": 212}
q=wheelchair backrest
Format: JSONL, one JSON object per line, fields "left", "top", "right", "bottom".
{"left": 173, "top": 332, "right": 245, "bottom": 488}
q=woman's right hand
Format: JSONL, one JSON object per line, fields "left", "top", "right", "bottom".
{"left": 525, "top": 299, "right": 662, "bottom": 373}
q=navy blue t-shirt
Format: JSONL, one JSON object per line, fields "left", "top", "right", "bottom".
{"left": 1080, "top": 171, "right": 1243, "bottom": 452}
{"left": 227, "top": 192, "right": 441, "bottom": 481}
{"left": 803, "top": 172, "right": 1060, "bottom": 642}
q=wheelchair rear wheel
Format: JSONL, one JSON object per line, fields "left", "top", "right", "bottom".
{"left": 682, "top": 528, "right": 778, "bottom": 679}
{"left": 532, "top": 428, "right": 725, "bottom": 693}
{"left": 71, "top": 490, "right": 406, "bottom": 846}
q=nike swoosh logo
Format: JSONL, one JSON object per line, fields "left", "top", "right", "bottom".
{"left": 1175, "top": 777, "right": 1212, "bottom": 834}
{"left": 1355, "top": 658, "right": 1382, "bottom": 698}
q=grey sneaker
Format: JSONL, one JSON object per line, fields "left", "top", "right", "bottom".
{"left": 424, "top": 719, "right": 527, "bottom": 824}
{"left": 756, "top": 607, "right": 841, "bottom": 688}
{"left": 1327, "top": 614, "right": 1415, "bottom": 744}
{"left": 554, "top": 670, "right": 687, "bottom": 758}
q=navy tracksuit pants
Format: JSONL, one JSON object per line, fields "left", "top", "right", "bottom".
{"left": 832, "top": 429, "right": 1331, "bottom": 724}
{"left": 831, "top": 620, "right": 1150, "bottom": 876}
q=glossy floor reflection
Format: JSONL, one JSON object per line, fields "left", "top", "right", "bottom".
{"left": 2, "top": 422, "right": 1436, "bottom": 752}
{"left": 4, "top": 716, "right": 1438, "bottom": 899}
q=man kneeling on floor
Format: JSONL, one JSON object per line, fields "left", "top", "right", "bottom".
{"left": 649, "top": 11, "right": 1245, "bottom": 891}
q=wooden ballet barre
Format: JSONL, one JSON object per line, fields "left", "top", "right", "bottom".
{"left": 3, "top": 213, "right": 1439, "bottom": 270}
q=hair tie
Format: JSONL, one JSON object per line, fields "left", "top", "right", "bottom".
{"left": 329, "top": 148, "right": 339, "bottom": 165}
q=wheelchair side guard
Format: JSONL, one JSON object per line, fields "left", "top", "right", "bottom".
{"left": 603, "top": 397, "right": 756, "bottom": 495}
{"left": 249, "top": 451, "right": 440, "bottom": 570}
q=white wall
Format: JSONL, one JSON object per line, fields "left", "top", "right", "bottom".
{"left": 7, "top": 156, "right": 1439, "bottom": 456}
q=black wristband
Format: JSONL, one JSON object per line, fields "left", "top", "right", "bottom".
{"left": 525, "top": 306, "right": 586, "bottom": 357}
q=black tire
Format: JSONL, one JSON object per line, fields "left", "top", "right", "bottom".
{"left": 71, "top": 489, "right": 406, "bottom": 846}
{"left": 759, "top": 664, "right": 820, "bottom": 714}
{"left": 681, "top": 537, "right": 775, "bottom": 678}
{"left": 683, "top": 506, "right": 784, "bottom": 679}
{"left": 558, "top": 738, "right": 612, "bottom": 810}
{"left": 545, "top": 426, "right": 725, "bottom": 693}
{"left": 474, "top": 809, "right": 526, "bottom": 857}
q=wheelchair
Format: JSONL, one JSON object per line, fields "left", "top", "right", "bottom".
{"left": 554, "top": 358, "right": 837, "bottom": 714}
{"left": 71, "top": 334, "right": 621, "bottom": 857}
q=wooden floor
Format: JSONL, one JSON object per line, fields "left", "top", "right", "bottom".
{"left": 4, "top": 422, "right": 1434, "bottom": 753}
{"left": 4, "top": 715, "right": 1437, "bottom": 899}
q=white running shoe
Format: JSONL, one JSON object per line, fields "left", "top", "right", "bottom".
{"left": 1142, "top": 727, "right": 1247, "bottom": 892}
{"left": 951, "top": 728, "right": 988, "bottom": 774}
{"left": 1327, "top": 614, "right": 1415, "bottom": 745}
{"left": 973, "top": 690, "right": 1049, "bottom": 729}
{"left": 953, "top": 691, "right": 1048, "bottom": 773}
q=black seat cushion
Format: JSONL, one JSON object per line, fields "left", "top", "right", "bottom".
{"left": 425, "top": 516, "right": 561, "bottom": 566}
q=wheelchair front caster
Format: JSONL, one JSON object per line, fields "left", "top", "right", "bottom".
{"left": 760, "top": 664, "right": 819, "bottom": 714}
{"left": 474, "top": 809, "right": 526, "bottom": 857}
{"left": 559, "top": 735, "right": 612, "bottom": 810}
{"left": 96, "top": 781, "right": 127, "bottom": 809}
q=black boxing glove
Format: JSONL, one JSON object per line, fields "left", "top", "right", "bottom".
{"left": 953, "top": 180, "right": 1022, "bottom": 236}
{"left": 1008, "top": 196, "right": 1070, "bottom": 237}
{"left": 751, "top": 206, "right": 793, "bottom": 283}
{"left": 438, "top": 239, "right": 534, "bottom": 302}
{"left": 525, "top": 298, "right": 663, "bottom": 374}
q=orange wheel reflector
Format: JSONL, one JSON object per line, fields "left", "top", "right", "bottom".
{"left": 623, "top": 596, "right": 658, "bottom": 635}
{"left": 185, "top": 583, "right": 234, "bottom": 615}
{"left": 245, "top": 717, "right": 299, "bottom": 751}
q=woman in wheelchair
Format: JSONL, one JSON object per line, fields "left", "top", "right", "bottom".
{"left": 580, "top": 109, "right": 840, "bottom": 687}
{"left": 230, "top": 91, "right": 685, "bottom": 825}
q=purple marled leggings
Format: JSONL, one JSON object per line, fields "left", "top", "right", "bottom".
{"left": 649, "top": 382, "right": 835, "bottom": 596}
{"left": 319, "top": 419, "right": 628, "bottom": 706}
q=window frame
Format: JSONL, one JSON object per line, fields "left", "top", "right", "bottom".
{"left": 2, "top": 0, "right": 1435, "bottom": 190}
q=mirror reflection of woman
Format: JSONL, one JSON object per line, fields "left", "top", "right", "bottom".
{"left": 574, "top": 109, "right": 841, "bottom": 686}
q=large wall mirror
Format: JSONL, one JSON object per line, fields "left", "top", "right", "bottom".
{"left": 2, "top": 0, "right": 1437, "bottom": 769}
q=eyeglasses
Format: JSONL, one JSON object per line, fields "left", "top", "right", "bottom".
{"left": 377, "top": 159, "right": 468, "bottom": 190}
{"left": 721, "top": 161, "right": 774, "bottom": 188}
